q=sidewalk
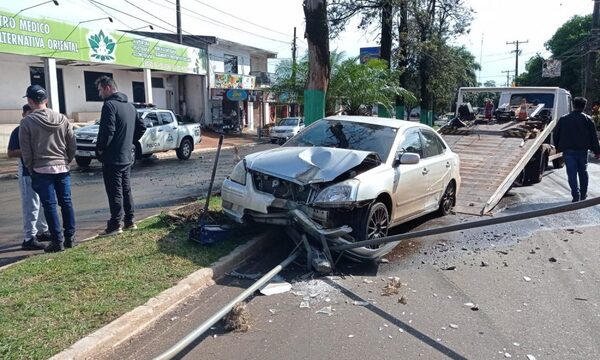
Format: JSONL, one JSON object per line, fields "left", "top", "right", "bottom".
{"left": 0, "top": 129, "right": 266, "bottom": 179}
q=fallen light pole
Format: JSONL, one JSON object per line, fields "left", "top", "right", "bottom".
{"left": 153, "top": 250, "right": 300, "bottom": 360}
{"left": 330, "top": 196, "right": 600, "bottom": 252}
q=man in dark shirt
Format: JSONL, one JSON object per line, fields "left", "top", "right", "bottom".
{"left": 95, "top": 76, "right": 145, "bottom": 236}
{"left": 553, "top": 96, "right": 600, "bottom": 202}
{"left": 7, "top": 104, "right": 50, "bottom": 250}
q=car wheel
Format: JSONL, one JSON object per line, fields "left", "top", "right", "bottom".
{"left": 347, "top": 202, "right": 389, "bottom": 247}
{"left": 75, "top": 156, "right": 92, "bottom": 167}
{"left": 438, "top": 181, "right": 456, "bottom": 216}
{"left": 177, "top": 138, "right": 193, "bottom": 160}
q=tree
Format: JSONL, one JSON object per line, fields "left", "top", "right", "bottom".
{"left": 517, "top": 15, "right": 591, "bottom": 96}
{"left": 304, "top": 0, "right": 331, "bottom": 125}
{"left": 328, "top": 58, "right": 416, "bottom": 115}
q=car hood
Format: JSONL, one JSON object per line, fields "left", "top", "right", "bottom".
{"left": 75, "top": 124, "right": 99, "bottom": 136}
{"left": 245, "top": 146, "right": 379, "bottom": 185}
{"left": 272, "top": 125, "right": 298, "bottom": 131}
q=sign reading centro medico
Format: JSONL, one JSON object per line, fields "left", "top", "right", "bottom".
{"left": 0, "top": 9, "right": 207, "bottom": 75}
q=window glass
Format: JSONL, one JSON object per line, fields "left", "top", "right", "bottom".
{"left": 399, "top": 130, "right": 423, "bottom": 158}
{"left": 420, "top": 130, "right": 445, "bottom": 158}
{"left": 144, "top": 112, "right": 159, "bottom": 127}
{"left": 224, "top": 54, "right": 238, "bottom": 74}
{"left": 152, "top": 77, "right": 164, "bottom": 88}
{"left": 285, "top": 119, "right": 397, "bottom": 161}
{"left": 84, "top": 71, "right": 113, "bottom": 102}
{"left": 159, "top": 112, "right": 174, "bottom": 124}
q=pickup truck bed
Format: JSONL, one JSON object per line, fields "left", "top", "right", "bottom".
{"left": 440, "top": 120, "right": 555, "bottom": 215}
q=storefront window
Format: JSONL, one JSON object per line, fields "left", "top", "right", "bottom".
{"left": 84, "top": 71, "right": 113, "bottom": 102}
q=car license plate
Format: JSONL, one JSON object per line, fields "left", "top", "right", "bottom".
{"left": 76, "top": 150, "right": 95, "bottom": 157}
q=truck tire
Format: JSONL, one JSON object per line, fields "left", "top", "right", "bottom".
{"left": 552, "top": 157, "right": 565, "bottom": 169}
{"left": 176, "top": 138, "right": 193, "bottom": 160}
{"left": 75, "top": 156, "right": 92, "bottom": 167}
{"left": 522, "top": 145, "right": 550, "bottom": 185}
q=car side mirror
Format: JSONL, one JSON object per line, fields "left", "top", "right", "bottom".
{"left": 394, "top": 152, "right": 420, "bottom": 167}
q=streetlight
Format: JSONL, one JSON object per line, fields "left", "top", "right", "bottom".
{"left": 115, "top": 24, "right": 154, "bottom": 45}
{"left": 0, "top": 0, "right": 59, "bottom": 30}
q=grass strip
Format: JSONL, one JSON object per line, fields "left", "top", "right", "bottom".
{"left": 0, "top": 197, "right": 250, "bottom": 360}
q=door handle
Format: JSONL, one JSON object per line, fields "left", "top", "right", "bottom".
{"left": 157, "top": 129, "right": 164, "bottom": 132}
{"left": 422, "top": 168, "right": 429, "bottom": 175}
{"left": 446, "top": 162, "right": 451, "bottom": 168}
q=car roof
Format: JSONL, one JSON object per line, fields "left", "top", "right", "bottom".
{"left": 324, "top": 115, "right": 428, "bottom": 131}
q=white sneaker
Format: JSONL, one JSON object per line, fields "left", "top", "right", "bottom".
{"left": 98, "top": 227, "right": 123, "bottom": 237}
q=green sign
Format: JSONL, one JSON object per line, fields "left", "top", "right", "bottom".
{"left": 0, "top": 8, "right": 207, "bottom": 75}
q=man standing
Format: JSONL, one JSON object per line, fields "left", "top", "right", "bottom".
{"left": 20, "top": 85, "right": 76, "bottom": 252}
{"left": 553, "top": 96, "right": 600, "bottom": 202}
{"left": 95, "top": 76, "right": 145, "bottom": 236}
{"left": 7, "top": 104, "right": 50, "bottom": 250}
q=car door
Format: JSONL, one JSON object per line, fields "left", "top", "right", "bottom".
{"left": 142, "top": 112, "right": 161, "bottom": 152}
{"left": 419, "top": 129, "right": 453, "bottom": 211}
{"left": 158, "top": 111, "right": 178, "bottom": 151}
{"left": 392, "top": 128, "right": 428, "bottom": 221}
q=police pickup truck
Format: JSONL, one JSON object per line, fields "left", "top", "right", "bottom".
{"left": 74, "top": 106, "right": 201, "bottom": 167}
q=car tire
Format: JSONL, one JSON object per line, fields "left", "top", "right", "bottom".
{"left": 176, "top": 138, "right": 193, "bottom": 160}
{"left": 347, "top": 201, "right": 389, "bottom": 246}
{"left": 438, "top": 181, "right": 456, "bottom": 216}
{"left": 552, "top": 157, "right": 565, "bottom": 169}
{"left": 75, "top": 156, "right": 92, "bottom": 167}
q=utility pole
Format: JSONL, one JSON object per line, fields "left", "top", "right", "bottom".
{"left": 501, "top": 70, "right": 513, "bottom": 87}
{"left": 506, "top": 40, "right": 528, "bottom": 86}
{"left": 291, "top": 27, "right": 297, "bottom": 117}
{"left": 584, "top": 0, "right": 600, "bottom": 106}
{"left": 176, "top": 0, "right": 182, "bottom": 44}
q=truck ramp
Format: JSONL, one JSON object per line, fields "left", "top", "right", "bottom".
{"left": 441, "top": 121, "right": 553, "bottom": 216}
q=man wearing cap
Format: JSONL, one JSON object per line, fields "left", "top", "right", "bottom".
{"left": 7, "top": 104, "right": 51, "bottom": 250}
{"left": 19, "top": 85, "right": 76, "bottom": 252}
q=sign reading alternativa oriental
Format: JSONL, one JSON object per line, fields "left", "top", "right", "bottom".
{"left": 0, "top": 8, "right": 207, "bottom": 75}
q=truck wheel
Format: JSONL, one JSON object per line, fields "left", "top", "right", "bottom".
{"left": 176, "top": 138, "right": 193, "bottom": 160}
{"left": 552, "top": 157, "right": 565, "bottom": 169}
{"left": 75, "top": 156, "right": 92, "bottom": 167}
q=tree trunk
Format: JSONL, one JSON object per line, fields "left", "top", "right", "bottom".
{"left": 396, "top": 0, "right": 408, "bottom": 119}
{"left": 379, "top": 0, "right": 393, "bottom": 118}
{"left": 304, "top": 0, "right": 330, "bottom": 125}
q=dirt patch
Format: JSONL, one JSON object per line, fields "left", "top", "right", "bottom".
{"left": 223, "top": 302, "right": 251, "bottom": 332}
{"left": 161, "top": 201, "right": 230, "bottom": 226}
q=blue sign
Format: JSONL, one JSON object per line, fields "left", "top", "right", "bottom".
{"left": 226, "top": 89, "right": 248, "bottom": 101}
{"left": 359, "top": 47, "right": 381, "bottom": 64}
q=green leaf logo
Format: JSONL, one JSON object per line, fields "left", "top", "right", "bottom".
{"left": 88, "top": 30, "right": 116, "bottom": 62}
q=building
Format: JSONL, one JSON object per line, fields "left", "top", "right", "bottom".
{"left": 0, "top": 7, "right": 207, "bottom": 152}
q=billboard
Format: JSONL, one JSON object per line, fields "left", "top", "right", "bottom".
{"left": 359, "top": 47, "right": 380, "bottom": 64}
{"left": 0, "top": 8, "right": 207, "bottom": 75}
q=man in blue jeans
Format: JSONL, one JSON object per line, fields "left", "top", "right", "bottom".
{"left": 7, "top": 104, "right": 50, "bottom": 250}
{"left": 19, "top": 85, "right": 77, "bottom": 252}
{"left": 553, "top": 96, "right": 600, "bottom": 202}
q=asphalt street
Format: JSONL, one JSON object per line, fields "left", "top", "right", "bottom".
{"left": 0, "top": 143, "right": 276, "bottom": 267}
{"left": 99, "top": 160, "right": 600, "bottom": 360}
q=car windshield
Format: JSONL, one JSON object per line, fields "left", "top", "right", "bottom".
{"left": 285, "top": 119, "right": 397, "bottom": 160}
{"left": 278, "top": 118, "right": 300, "bottom": 126}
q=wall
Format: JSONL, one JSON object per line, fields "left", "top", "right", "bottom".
{"left": 0, "top": 59, "right": 32, "bottom": 123}
{"left": 208, "top": 45, "right": 251, "bottom": 76}
{"left": 250, "top": 55, "right": 268, "bottom": 72}
{"left": 184, "top": 75, "right": 206, "bottom": 123}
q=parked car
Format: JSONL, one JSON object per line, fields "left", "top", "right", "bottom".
{"left": 221, "top": 115, "right": 461, "bottom": 261}
{"left": 74, "top": 107, "right": 201, "bottom": 167}
{"left": 270, "top": 117, "right": 304, "bottom": 144}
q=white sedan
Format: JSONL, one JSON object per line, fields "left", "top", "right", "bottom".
{"left": 221, "top": 116, "right": 461, "bottom": 261}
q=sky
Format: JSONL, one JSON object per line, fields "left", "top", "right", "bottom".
{"left": 0, "top": 0, "right": 595, "bottom": 85}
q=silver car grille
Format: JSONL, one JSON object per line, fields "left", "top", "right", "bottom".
{"left": 252, "top": 172, "right": 312, "bottom": 202}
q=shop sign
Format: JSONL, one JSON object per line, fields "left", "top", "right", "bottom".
{"left": 226, "top": 89, "right": 248, "bottom": 101}
{"left": 0, "top": 8, "right": 207, "bottom": 75}
{"left": 214, "top": 72, "right": 255, "bottom": 89}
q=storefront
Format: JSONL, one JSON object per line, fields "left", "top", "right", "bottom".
{"left": 209, "top": 73, "right": 265, "bottom": 131}
{"left": 0, "top": 7, "right": 208, "bottom": 124}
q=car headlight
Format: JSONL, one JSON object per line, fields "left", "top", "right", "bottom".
{"left": 314, "top": 179, "right": 359, "bottom": 204}
{"left": 229, "top": 160, "right": 247, "bottom": 185}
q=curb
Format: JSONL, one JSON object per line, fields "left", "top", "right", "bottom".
{"left": 50, "top": 228, "right": 276, "bottom": 360}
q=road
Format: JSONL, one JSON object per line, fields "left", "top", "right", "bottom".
{"left": 99, "top": 160, "right": 600, "bottom": 360}
{"left": 0, "top": 143, "right": 276, "bottom": 267}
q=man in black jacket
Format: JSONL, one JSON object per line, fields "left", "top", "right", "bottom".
{"left": 553, "top": 96, "right": 600, "bottom": 202}
{"left": 95, "top": 76, "right": 145, "bottom": 236}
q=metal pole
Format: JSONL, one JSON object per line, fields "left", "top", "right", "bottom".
{"left": 176, "top": 0, "right": 183, "bottom": 44}
{"left": 330, "top": 196, "right": 600, "bottom": 252}
{"left": 506, "top": 40, "right": 528, "bottom": 86}
{"left": 153, "top": 250, "right": 300, "bottom": 360}
{"left": 201, "top": 135, "right": 223, "bottom": 219}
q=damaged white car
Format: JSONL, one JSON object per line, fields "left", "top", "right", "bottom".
{"left": 221, "top": 116, "right": 461, "bottom": 261}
